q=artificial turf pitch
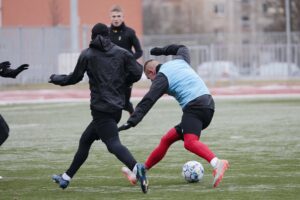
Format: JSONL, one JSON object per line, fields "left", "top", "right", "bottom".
{"left": 0, "top": 97, "right": 299, "bottom": 199}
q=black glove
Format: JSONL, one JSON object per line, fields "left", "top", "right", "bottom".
{"left": 118, "top": 122, "right": 132, "bottom": 132}
{"left": 14, "top": 64, "right": 29, "bottom": 75}
{"left": 48, "top": 74, "right": 69, "bottom": 85}
{"left": 0, "top": 61, "right": 11, "bottom": 71}
{"left": 16, "top": 64, "right": 29, "bottom": 71}
{"left": 0, "top": 63, "right": 29, "bottom": 78}
{"left": 48, "top": 74, "right": 56, "bottom": 83}
{"left": 150, "top": 47, "right": 164, "bottom": 56}
{"left": 10, "top": 64, "right": 29, "bottom": 78}
{"left": 150, "top": 45, "right": 184, "bottom": 56}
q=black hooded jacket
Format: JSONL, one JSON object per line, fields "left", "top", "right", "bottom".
{"left": 50, "top": 35, "right": 142, "bottom": 112}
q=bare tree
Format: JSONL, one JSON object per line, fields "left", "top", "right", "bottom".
{"left": 290, "top": 0, "right": 300, "bottom": 31}
{"left": 143, "top": 0, "right": 162, "bottom": 34}
{"left": 265, "top": 0, "right": 300, "bottom": 32}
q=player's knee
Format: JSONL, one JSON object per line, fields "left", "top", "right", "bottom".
{"left": 183, "top": 139, "right": 194, "bottom": 151}
{"left": 105, "top": 140, "right": 121, "bottom": 154}
{"left": 106, "top": 144, "right": 115, "bottom": 154}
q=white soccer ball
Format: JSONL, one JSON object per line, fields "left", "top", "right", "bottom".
{"left": 182, "top": 160, "right": 204, "bottom": 183}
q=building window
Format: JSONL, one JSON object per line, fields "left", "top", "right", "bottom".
{"left": 242, "top": 39, "right": 250, "bottom": 44}
{"left": 241, "top": 0, "right": 250, "bottom": 4}
{"left": 214, "top": 3, "right": 225, "bottom": 16}
{"left": 242, "top": 15, "right": 250, "bottom": 21}
{"left": 262, "top": 3, "right": 268, "bottom": 13}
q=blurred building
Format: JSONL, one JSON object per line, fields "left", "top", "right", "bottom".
{"left": 0, "top": 0, "right": 143, "bottom": 85}
{"left": 0, "top": 0, "right": 143, "bottom": 36}
{"left": 143, "top": 0, "right": 288, "bottom": 43}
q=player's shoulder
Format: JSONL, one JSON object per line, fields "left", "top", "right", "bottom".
{"left": 78, "top": 48, "right": 89, "bottom": 57}
{"left": 124, "top": 25, "right": 136, "bottom": 34}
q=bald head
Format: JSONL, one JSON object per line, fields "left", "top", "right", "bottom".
{"left": 144, "top": 59, "right": 160, "bottom": 80}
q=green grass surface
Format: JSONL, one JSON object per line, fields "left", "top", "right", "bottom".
{"left": 0, "top": 98, "right": 300, "bottom": 199}
{"left": 1, "top": 78, "right": 300, "bottom": 91}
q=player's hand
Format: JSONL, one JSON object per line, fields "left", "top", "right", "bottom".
{"left": 48, "top": 74, "right": 56, "bottom": 83}
{"left": 150, "top": 47, "right": 164, "bottom": 56}
{"left": 12, "top": 64, "right": 29, "bottom": 78}
{"left": 0, "top": 61, "right": 11, "bottom": 70}
{"left": 118, "top": 123, "right": 132, "bottom": 132}
{"left": 48, "top": 74, "right": 61, "bottom": 84}
{"left": 17, "top": 64, "right": 29, "bottom": 71}
{"left": 14, "top": 64, "right": 29, "bottom": 77}
{"left": 0, "top": 63, "right": 29, "bottom": 78}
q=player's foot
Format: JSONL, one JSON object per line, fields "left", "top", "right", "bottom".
{"left": 212, "top": 159, "right": 229, "bottom": 188}
{"left": 52, "top": 174, "right": 69, "bottom": 189}
{"left": 136, "top": 163, "right": 148, "bottom": 194}
{"left": 122, "top": 166, "right": 137, "bottom": 185}
{"left": 0, "top": 176, "right": 2, "bottom": 180}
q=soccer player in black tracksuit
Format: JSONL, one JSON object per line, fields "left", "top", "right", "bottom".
{"left": 0, "top": 61, "right": 29, "bottom": 146}
{"left": 49, "top": 23, "right": 148, "bottom": 193}
{"left": 0, "top": 61, "right": 29, "bottom": 179}
{"left": 119, "top": 44, "right": 229, "bottom": 188}
{"left": 108, "top": 5, "right": 143, "bottom": 115}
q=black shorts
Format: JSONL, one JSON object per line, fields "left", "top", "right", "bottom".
{"left": 175, "top": 108, "right": 214, "bottom": 138}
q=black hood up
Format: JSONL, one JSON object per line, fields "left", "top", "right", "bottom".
{"left": 89, "top": 35, "right": 113, "bottom": 52}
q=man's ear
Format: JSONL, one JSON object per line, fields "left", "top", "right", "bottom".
{"left": 149, "top": 68, "right": 156, "bottom": 76}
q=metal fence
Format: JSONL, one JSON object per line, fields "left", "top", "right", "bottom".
{"left": 0, "top": 27, "right": 300, "bottom": 86}
{"left": 0, "top": 27, "right": 70, "bottom": 85}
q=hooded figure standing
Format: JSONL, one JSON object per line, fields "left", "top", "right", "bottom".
{"left": 49, "top": 23, "right": 148, "bottom": 193}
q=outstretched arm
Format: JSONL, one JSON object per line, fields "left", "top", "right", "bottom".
{"left": 49, "top": 52, "right": 87, "bottom": 86}
{"left": 150, "top": 44, "right": 190, "bottom": 64}
{"left": 118, "top": 73, "right": 168, "bottom": 131}
{"left": 0, "top": 61, "right": 29, "bottom": 78}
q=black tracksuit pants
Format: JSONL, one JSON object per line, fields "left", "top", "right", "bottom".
{"left": 66, "top": 110, "right": 137, "bottom": 178}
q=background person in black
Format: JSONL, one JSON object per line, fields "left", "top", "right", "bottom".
{"left": 109, "top": 5, "right": 143, "bottom": 115}
{"left": 49, "top": 23, "right": 148, "bottom": 193}
{"left": 0, "top": 61, "right": 29, "bottom": 179}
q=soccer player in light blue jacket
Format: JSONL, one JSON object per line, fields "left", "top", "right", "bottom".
{"left": 119, "top": 44, "right": 229, "bottom": 188}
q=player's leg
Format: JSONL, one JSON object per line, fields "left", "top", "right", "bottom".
{"left": 104, "top": 133, "right": 148, "bottom": 193}
{"left": 0, "top": 115, "right": 9, "bottom": 180}
{"left": 104, "top": 135, "right": 141, "bottom": 186}
{"left": 181, "top": 109, "right": 229, "bottom": 188}
{"left": 0, "top": 114, "right": 9, "bottom": 146}
{"left": 144, "top": 126, "right": 181, "bottom": 170}
{"left": 52, "top": 122, "right": 97, "bottom": 189}
{"left": 98, "top": 111, "right": 148, "bottom": 193}
{"left": 65, "top": 122, "right": 97, "bottom": 177}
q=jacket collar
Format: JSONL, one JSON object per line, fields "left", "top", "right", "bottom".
{"left": 111, "top": 22, "right": 126, "bottom": 32}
